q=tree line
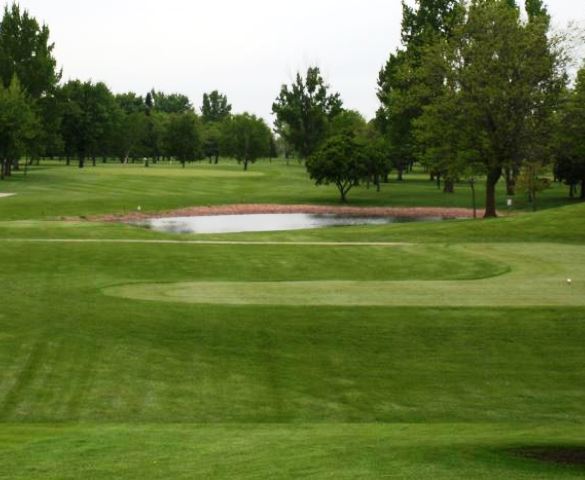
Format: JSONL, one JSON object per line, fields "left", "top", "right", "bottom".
{"left": 1, "top": 1, "right": 584, "bottom": 216}
{"left": 0, "top": 4, "right": 275, "bottom": 178}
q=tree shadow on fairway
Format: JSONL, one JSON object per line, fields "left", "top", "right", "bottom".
{"left": 504, "top": 446, "right": 585, "bottom": 470}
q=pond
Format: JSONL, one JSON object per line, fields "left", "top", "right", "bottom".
{"left": 137, "top": 213, "right": 446, "bottom": 235}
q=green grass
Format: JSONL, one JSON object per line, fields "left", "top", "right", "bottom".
{"left": 1, "top": 424, "right": 585, "bottom": 480}
{"left": 0, "top": 159, "right": 579, "bottom": 220}
{"left": 0, "top": 161, "right": 584, "bottom": 478}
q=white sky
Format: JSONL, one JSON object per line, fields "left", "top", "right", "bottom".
{"left": 9, "top": 0, "right": 584, "bottom": 123}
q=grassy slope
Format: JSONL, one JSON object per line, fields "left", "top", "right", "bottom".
{"left": 0, "top": 163, "right": 584, "bottom": 479}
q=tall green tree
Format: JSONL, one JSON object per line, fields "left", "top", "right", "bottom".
{"left": 0, "top": 3, "right": 60, "bottom": 97}
{"left": 201, "top": 91, "right": 232, "bottom": 123}
{"left": 58, "top": 80, "right": 119, "bottom": 168}
{"left": 0, "top": 76, "right": 37, "bottom": 179}
{"left": 555, "top": 65, "right": 585, "bottom": 199}
{"left": 0, "top": 3, "right": 61, "bottom": 165}
{"left": 202, "top": 121, "right": 223, "bottom": 164}
{"left": 222, "top": 113, "right": 272, "bottom": 171}
{"left": 415, "top": 0, "right": 565, "bottom": 217}
{"left": 272, "top": 67, "right": 343, "bottom": 159}
{"left": 377, "top": 0, "right": 462, "bottom": 181}
{"left": 165, "top": 112, "right": 201, "bottom": 166}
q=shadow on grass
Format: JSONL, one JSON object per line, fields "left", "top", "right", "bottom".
{"left": 504, "top": 445, "right": 585, "bottom": 469}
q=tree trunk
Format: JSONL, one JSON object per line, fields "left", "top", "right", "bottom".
{"left": 443, "top": 178, "right": 454, "bottom": 194}
{"left": 505, "top": 168, "right": 516, "bottom": 196}
{"left": 79, "top": 157, "right": 85, "bottom": 169}
{"left": 397, "top": 165, "right": 404, "bottom": 181}
{"left": 2, "top": 158, "right": 12, "bottom": 177}
{"left": 581, "top": 179, "right": 585, "bottom": 200}
{"left": 484, "top": 167, "right": 502, "bottom": 218}
{"left": 470, "top": 181, "right": 477, "bottom": 219}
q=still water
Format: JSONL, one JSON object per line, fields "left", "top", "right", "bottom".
{"left": 138, "top": 213, "right": 444, "bottom": 234}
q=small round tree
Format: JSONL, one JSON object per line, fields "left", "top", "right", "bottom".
{"left": 306, "top": 134, "right": 369, "bottom": 203}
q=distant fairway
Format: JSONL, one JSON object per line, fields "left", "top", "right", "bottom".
{"left": 0, "top": 162, "right": 584, "bottom": 479}
{"left": 89, "top": 165, "right": 265, "bottom": 177}
{"left": 0, "top": 160, "right": 577, "bottom": 221}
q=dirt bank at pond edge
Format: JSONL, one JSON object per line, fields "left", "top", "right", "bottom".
{"left": 84, "top": 204, "right": 475, "bottom": 222}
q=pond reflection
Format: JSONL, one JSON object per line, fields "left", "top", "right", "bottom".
{"left": 136, "top": 213, "right": 446, "bottom": 234}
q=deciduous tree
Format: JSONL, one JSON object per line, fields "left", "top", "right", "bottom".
{"left": 0, "top": 77, "right": 37, "bottom": 179}
{"left": 306, "top": 134, "right": 368, "bottom": 203}
{"left": 272, "top": 67, "right": 343, "bottom": 159}
{"left": 415, "top": 0, "right": 564, "bottom": 217}
{"left": 0, "top": 3, "right": 60, "bottom": 97}
{"left": 165, "top": 112, "right": 201, "bottom": 166}
{"left": 201, "top": 91, "right": 231, "bottom": 123}
{"left": 555, "top": 65, "right": 585, "bottom": 199}
{"left": 222, "top": 113, "right": 272, "bottom": 171}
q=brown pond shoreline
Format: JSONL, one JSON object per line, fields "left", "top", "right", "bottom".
{"left": 85, "top": 204, "right": 475, "bottom": 222}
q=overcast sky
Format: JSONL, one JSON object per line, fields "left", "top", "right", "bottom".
{"left": 10, "top": 0, "right": 584, "bottom": 123}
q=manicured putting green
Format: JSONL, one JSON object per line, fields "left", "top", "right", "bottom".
{"left": 104, "top": 243, "right": 585, "bottom": 306}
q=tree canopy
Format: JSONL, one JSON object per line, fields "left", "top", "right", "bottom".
{"left": 555, "top": 65, "right": 585, "bottom": 199}
{"left": 0, "top": 3, "right": 60, "bottom": 98}
{"left": 0, "top": 76, "right": 37, "bottom": 178}
{"left": 306, "top": 133, "right": 370, "bottom": 203}
{"left": 272, "top": 67, "right": 343, "bottom": 159}
{"left": 222, "top": 113, "right": 272, "bottom": 171}
{"left": 413, "top": 0, "right": 564, "bottom": 216}
{"left": 201, "top": 91, "right": 231, "bottom": 123}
